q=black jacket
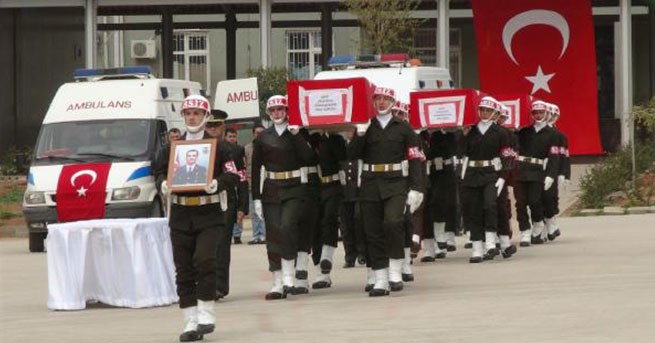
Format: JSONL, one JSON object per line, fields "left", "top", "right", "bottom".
{"left": 459, "top": 123, "right": 512, "bottom": 187}
{"left": 515, "top": 125, "right": 561, "bottom": 182}
{"left": 348, "top": 116, "right": 424, "bottom": 201}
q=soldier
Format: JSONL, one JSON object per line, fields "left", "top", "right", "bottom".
{"left": 349, "top": 87, "right": 425, "bottom": 296}
{"left": 543, "top": 103, "right": 568, "bottom": 241}
{"left": 391, "top": 101, "right": 421, "bottom": 281}
{"left": 428, "top": 127, "right": 459, "bottom": 257}
{"left": 225, "top": 128, "right": 249, "bottom": 246}
{"left": 459, "top": 97, "right": 513, "bottom": 263}
{"left": 156, "top": 95, "right": 239, "bottom": 342}
{"left": 340, "top": 132, "right": 367, "bottom": 268}
{"left": 514, "top": 100, "right": 561, "bottom": 246}
{"left": 494, "top": 105, "right": 518, "bottom": 258}
{"left": 205, "top": 113, "right": 249, "bottom": 300}
{"left": 250, "top": 95, "right": 316, "bottom": 300}
{"left": 309, "top": 129, "right": 347, "bottom": 290}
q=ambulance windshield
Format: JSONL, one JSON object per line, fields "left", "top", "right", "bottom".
{"left": 33, "top": 119, "right": 154, "bottom": 165}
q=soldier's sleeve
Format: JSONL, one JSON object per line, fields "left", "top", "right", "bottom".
{"left": 292, "top": 130, "right": 316, "bottom": 164}
{"left": 216, "top": 143, "right": 240, "bottom": 189}
{"left": 499, "top": 129, "right": 514, "bottom": 180}
{"left": 347, "top": 132, "right": 366, "bottom": 160}
{"left": 154, "top": 144, "right": 170, "bottom": 191}
{"left": 330, "top": 133, "right": 347, "bottom": 162}
{"left": 404, "top": 127, "right": 426, "bottom": 193}
{"left": 251, "top": 138, "right": 263, "bottom": 200}
{"left": 545, "top": 130, "right": 561, "bottom": 179}
{"left": 562, "top": 135, "right": 571, "bottom": 180}
{"left": 236, "top": 147, "right": 249, "bottom": 213}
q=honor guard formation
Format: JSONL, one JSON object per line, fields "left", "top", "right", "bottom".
{"left": 156, "top": 90, "right": 570, "bottom": 341}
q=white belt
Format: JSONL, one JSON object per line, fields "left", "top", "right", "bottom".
{"left": 320, "top": 173, "right": 341, "bottom": 184}
{"left": 362, "top": 162, "right": 403, "bottom": 172}
{"left": 305, "top": 166, "right": 319, "bottom": 174}
{"left": 267, "top": 170, "right": 302, "bottom": 180}
{"left": 467, "top": 160, "right": 493, "bottom": 167}
{"left": 517, "top": 156, "right": 545, "bottom": 165}
{"left": 171, "top": 194, "right": 220, "bottom": 206}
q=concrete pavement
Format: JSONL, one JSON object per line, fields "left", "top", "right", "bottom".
{"left": 2, "top": 213, "right": 655, "bottom": 343}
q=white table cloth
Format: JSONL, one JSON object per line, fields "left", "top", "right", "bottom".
{"left": 47, "top": 218, "right": 178, "bottom": 310}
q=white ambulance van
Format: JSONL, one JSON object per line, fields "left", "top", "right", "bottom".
{"left": 22, "top": 66, "right": 202, "bottom": 252}
{"left": 314, "top": 54, "right": 453, "bottom": 102}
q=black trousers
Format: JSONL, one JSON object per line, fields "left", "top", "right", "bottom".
{"left": 514, "top": 180, "right": 545, "bottom": 231}
{"left": 360, "top": 194, "right": 406, "bottom": 270}
{"left": 496, "top": 185, "right": 512, "bottom": 237}
{"left": 311, "top": 192, "right": 342, "bottom": 266}
{"left": 542, "top": 182, "right": 560, "bottom": 219}
{"left": 461, "top": 182, "right": 497, "bottom": 242}
{"left": 299, "top": 188, "right": 319, "bottom": 255}
{"left": 431, "top": 173, "right": 458, "bottom": 234}
{"left": 215, "top": 200, "right": 235, "bottom": 295}
{"left": 263, "top": 197, "right": 305, "bottom": 271}
{"left": 169, "top": 203, "right": 221, "bottom": 308}
{"left": 340, "top": 200, "right": 367, "bottom": 264}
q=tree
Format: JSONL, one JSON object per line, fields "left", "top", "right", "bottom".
{"left": 246, "top": 67, "right": 294, "bottom": 120}
{"left": 345, "top": 0, "right": 423, "bottom": 54}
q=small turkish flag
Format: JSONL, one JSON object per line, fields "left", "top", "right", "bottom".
{"left": 56, "top": 163, "right": 111, "bottom": 222}
{"left": 472, "top": 0, "right": 601, "bottom": 155}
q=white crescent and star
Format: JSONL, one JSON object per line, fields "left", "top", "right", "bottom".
{"left": 70, "top": 170, "right": 97, "bottom": 197}
{"left": 501, "top": 9, "right": 570, "bottom": 95}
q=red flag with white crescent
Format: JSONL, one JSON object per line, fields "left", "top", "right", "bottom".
{"left": 472, "top": 0, "right": 601, "bottom": 155}
{"left": 56, "top": 163, "right": 111, "bottom": 222}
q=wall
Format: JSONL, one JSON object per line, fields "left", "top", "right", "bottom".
{"left": 0, "top": 10, "right": 16, "bottom": 155}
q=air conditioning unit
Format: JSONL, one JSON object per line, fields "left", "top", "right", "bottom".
{"left": 130, "top": 40, "right": 157, "bottom": 59}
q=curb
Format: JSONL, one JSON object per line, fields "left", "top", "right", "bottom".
{"left": 577, "top": 206, "right": 655, "bottom": 216}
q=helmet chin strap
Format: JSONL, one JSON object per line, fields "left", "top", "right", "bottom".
{"left": 377, "top": 103, "right": 393, "bottom": 116}
{"left": 185, "top": 113, "right": 210, "bottom": 133}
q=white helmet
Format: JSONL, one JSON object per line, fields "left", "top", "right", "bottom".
{"left": 478, "top": 96, "right": 501, "bottom": 123}
{"left": 180, "top": 95, "right": 211, "bottom": 133}
{"left": 373, "top": 87, "right": 396, "bottom": 115}
{"left": 531, "top": 100, "right": 550, "bottom": 123}
{"left": 266, "top": 95, "right": 288, "bottom": 124}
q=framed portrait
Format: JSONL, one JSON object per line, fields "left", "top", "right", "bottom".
{"left": 167, "top": 139, "right": 216, "bottom": 193}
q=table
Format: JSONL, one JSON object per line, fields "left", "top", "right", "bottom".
{"left": 47, "top": 218, "right": 178, "bottom": 310}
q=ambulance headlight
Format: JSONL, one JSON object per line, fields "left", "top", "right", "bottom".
{"left": 111, "top": 186, "right": 141, "bottom": 201}
{"left": 24, "top": 191, "right": 46, "bottom": 205}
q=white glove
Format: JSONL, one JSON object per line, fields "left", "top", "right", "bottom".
{"left": 204, "top": 179, "right": 218, "bottom": 194}
{"left": 160, "top": 180, "right": 170, "bottom": 197}
{"left": 254, "top": 199, "right": 264, "bottom": 220}
{"left": 558, "top": 175, "right": 568, "bottom": 188}
{"left": 288, "top": 125, "right": 301, "bottom": 135}
{"left": 355, "top": 121, "right": 370, "bottom": 136}
{"left": 406, "top": 190, "right": 424, "bottom": 214}
{"left": 544, "top": 176, "right": 554, "bottom": 191}
{"left": 495, "top": 178, "right": 505, "bottom": 198}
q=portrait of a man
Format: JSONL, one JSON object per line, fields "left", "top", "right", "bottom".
{"left": 173, "top": 149, "right": 208, "bottom": 185}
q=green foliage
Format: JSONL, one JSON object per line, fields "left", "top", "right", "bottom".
{"left": 0, "top": 211, "right": 20, "bottom": 220}
{"left": 633, "top": 97, "right": 655, "bottom": 133}
{"left": 579, "top": 141, "right": 655, "bottom": 208}
{"left": 0, "top": 187, "right": 23, "bottom": 203}
{"left": 345, "top": 0, "right": 423, "bottom": 54}
{"left": 246, "top": 67, "right": 294, "bottom": 120}
{"left": 0, "top": 146, "right": 32, "bottom": 176}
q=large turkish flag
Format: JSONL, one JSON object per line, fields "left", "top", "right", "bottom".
{"left": 472, "top": 0, "right": 602, "bottom": 155}
{"left": 56, "top": 163, "right": 111, "bottom": 222}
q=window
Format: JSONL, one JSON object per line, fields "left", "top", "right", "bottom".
{"left": 286, "top": 31, "right": 323, "bottom": 80}
{"left": 413, "top": 28, "right": 462, "bottom": 87}
{"left": 173, "top": 30, "right": 211, "bottom": 94}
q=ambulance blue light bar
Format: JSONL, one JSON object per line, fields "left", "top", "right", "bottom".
{"left": 327, "top": 56, "right": 357, "bottom": 67}
{"left": 327, "top": 54, "right": 413, "bottom": 69}
{"left": 73, "top": 66, "right": 153, "bottom": 79}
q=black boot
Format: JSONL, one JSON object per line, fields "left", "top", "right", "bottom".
{"left": 502, "top": 245, "right": 517, "bottom": 258}
{"left": 179, "top": 331, "right": 203, "bottom": 342}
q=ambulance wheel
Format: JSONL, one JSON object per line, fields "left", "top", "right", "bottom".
{"left": 150, "top": 197, "right": 164, "bottom": 217}
{"left": 29, "top": 232, "right": 47, "bottom": 253}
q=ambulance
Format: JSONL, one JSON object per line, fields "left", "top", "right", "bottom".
{"left": 22, "top": 66, "right": 202, "bottom": 252}
{"left": 314, "top": 54, "right": 454, "bottom": 102}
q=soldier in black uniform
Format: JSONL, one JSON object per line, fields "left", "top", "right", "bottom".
{"left": 459, "top": 97, "right": 513, "bottom": 263}
{"left": 308, "top": 130, "right": 347, "bottom": 289}
{"left": 514, "top": 100, "right": 561, "bottom": 246}
{"left": 543, "top": 103, "right": 568, "bottom": 241}
{"left": 349, "top": 87, "right": 425, "bottom": 296}
{"left": 156, "top": 95, "right": 239, "bottom": 342}
{"left": 251, "top": 95, "right": 316, "bottom": 300}
{"left": 204, "top": 111, "right": 249, "bottom": 301}
{"left": 340, "top": 133, "right": 367, "bottom": 268}
{"left": 494, "top": 105, "right": 518, "bottom": 258}
{"left": 427, "top": 128, "right": 459, "bottom": 256}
